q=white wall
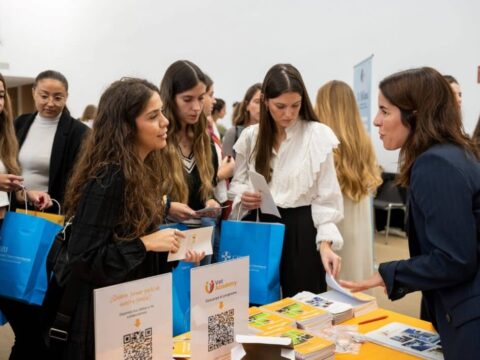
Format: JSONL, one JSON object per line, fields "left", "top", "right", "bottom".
{"left": 1, "top": 0, "right": 479, "bottom": 171}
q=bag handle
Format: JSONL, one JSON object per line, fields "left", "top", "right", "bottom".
{"left": 7, "top": 185, "right": 28, "bottom": 213}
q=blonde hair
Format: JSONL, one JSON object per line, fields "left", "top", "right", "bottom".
{"left": 80, "top": 104, "right": 97, "bottom": 122}
{"left": 0, "top": 74, "right": 21, "bottom": 175}
{"left": 315, "top": 80, "right": 381, "bottom": 201}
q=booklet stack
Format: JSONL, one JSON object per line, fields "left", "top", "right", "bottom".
{"left": 172, "top": 332, "right": 190, "bottom": 359}
{"left": 292, "top": 291, "right": 354, "bottom": 324}
{"left": 321, "top": 275, "right": 378, "bottom": 317}
{"left": 261, "top": 326, "right": 335, "bottom": 360}
{"left": 248, "top": 306, "right": 296, "bottom": 333}
{"left": 364, "top": 322, "right": 444, "bottom": 360}
{"left": 260, "top": 298, "right": 333, "bottom": 334}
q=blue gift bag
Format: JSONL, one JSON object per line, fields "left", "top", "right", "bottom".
{"left": 0, "top": 212, "right": 62, "bottom": 305}
{"left": 159, "top": 223, "right": 193, "bottom": 336}
{"left": 219, "top": 220, "right": 285, "bottom": 304}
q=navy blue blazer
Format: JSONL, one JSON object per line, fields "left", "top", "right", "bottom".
{"left": 379, "top": 144, "right": 480, "bottom": 357}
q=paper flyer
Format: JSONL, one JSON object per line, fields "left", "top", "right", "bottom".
{"left": 167, "top": 226, "right": 214, "bottom": 262}
{"left": 248, "top": 170, "right": 281, "bottom": 218}
{"left": 190, "top": 257, "right": 249, "bottom": 360}
{"left": 94, "top": 273, "right": 172, "bottom": 360}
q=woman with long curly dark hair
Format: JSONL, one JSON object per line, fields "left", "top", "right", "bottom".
{"left": 48, "top": 78, "right": 203, "bottom": 359}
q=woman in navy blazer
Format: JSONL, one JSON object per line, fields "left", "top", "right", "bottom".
{"left": 341, "top": 67, "right": 480, "bottom": 359}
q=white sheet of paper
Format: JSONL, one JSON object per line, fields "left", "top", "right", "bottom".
{"left": 326, "top": 273, "right": 355, "bottom": 297}
{"left": 167, "top": 226, "right": 214, "bottom": 262}
{"left": 94, "top": 273, "right": 172, "bottom": 360}
{"left": 247, "top": 170, "right": 281, "bottom": 218}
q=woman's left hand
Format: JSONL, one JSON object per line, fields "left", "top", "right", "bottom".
{"left": 185, "top": 250, "right": 205, "bottom": 265}
{"left": 340, "top": 272, "right": 385, "bottom": 292}
{"left": 319, "top": 241, "right": 341, "bottom": 277}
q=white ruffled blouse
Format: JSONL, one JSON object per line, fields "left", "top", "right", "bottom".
{"left": 228, "top": 120, "right": 344, "bottom": 250}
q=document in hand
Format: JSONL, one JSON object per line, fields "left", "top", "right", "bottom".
{"left": 247, "top": 170, "right": 281, "bottom": 218}
{"left": 365, "top": 322, "right": 443, "bottom": 360}
{"left": 321, "top": 274, "right": 378, "bottom": 317}
{"left": 167, "top": 226, "right": 214, "bottom": 262}
{"left": 195, "top": 205, "right": 230, "bottom": 217}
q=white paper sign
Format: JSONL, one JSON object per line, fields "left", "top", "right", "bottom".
{"left": 190, "top": 257, "right": 249, "bottom": 360}
{"left": 94, "top": 273, "right": 172, "bottom": 360}
{"left": 167, "top": 226, "right": 214, "bottom": 262}
{"left": 248, "top": 170, "right": 281, "bottom": 218}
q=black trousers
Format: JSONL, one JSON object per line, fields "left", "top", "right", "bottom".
{"left": 243, "top": 205, "right": 326, "bottom": 298}
{"left": 0, "top": 297, "right": 48, "bottom": 359}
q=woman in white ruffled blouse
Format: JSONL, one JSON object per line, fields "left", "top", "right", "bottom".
{"left": 228, "top": 64, "right": 344, "bottom": 297}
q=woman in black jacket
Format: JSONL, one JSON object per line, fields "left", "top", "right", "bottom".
{"left": 47, "top": 78, "right": 204, "bottom": 359}
{"left": 0, "top": 70, "right": 89, "bottom": 360}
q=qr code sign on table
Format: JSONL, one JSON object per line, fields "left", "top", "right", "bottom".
{"left": 123, "top": 327, "right": 152, "bottom": 360}
{"left": 208, "top": 308, "right": 235, "bottom": 352}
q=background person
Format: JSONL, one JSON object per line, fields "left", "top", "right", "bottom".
{"left": 315, "top": 80, "right": 382, "bottom": 282}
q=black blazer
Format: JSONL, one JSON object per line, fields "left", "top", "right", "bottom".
{"left": 14, "top": 110, "right": 90, "bottom": 213}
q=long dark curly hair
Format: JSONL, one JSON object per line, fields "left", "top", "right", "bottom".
{"left": 63, "top": 78, "right": 168, "bottom": 240}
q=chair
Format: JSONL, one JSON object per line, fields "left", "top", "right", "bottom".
{"left": 374, "top": 172, "right": 406, "bottom": 244}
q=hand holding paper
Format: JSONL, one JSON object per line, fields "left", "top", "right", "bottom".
{"left": 194, "top": 205, "right": 229, "bottom": 217}
{"left": 247, "top": 170, "right": 281, "bottom": 218}
{"left": 167, "top": 226, "right": 214, "bottom": 262}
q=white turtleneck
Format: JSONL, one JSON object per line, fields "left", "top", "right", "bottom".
{"left": 18, "top": 113, "right": 60, "bottom": 191}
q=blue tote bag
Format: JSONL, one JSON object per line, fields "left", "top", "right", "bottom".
{"left": 219, "top": 220, "right": 285, "bottom": 304}
{"left": 160, "top": 223, "right": 193, "bottom": 336}
{"left": 0, "top": 211, "right": 62, "bottom": 305}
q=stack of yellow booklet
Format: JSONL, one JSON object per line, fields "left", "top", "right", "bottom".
{"left": 260, "top": 298, "right": 333, "bottom": 335}
{"left": 248, "top": 306, "right": 295, "bottom": 333}
{"left": 172, "top": 332, "right": 190, "bottom": 359}
{"left": 260, "top": 326, "right": 335, "bottom": 360}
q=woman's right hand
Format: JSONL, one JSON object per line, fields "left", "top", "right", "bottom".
{"left": 21, "top": 190, "right": 53, "bottom": 211}
{"left": 168, "top": 202, "right": 197, "bottom": 221}
{"left": 240, "top": 191, "right": 262, "bottom": 210}
{"left": 0, "top": 174, "right": 24, "bottom": 192}
{"left": 141, "top": 228, "right": 185, "bottom": 253}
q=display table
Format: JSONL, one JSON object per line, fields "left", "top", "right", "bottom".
{"left": 337, "top": 308, "right": 436, "bottom": 359}
{"left": 173, "top": 308, "right": 437, "bottom": 359}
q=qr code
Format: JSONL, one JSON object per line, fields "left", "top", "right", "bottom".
{"left": 208, "top": 309, "right": 234, "bottom": 352}
{"left": 123, "top": 327, "right": 152, "bottom": 360}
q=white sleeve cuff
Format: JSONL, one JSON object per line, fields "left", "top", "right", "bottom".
{"left": 316, "top": 223, "right": 343, "bottom": 251}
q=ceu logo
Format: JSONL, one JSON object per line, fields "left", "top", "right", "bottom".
{"left": 205, "top": 280, "right": 215, "bottom": 294}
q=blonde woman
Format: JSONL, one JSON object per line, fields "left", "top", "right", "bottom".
{"left": 315, "top": 80, "right": 382, "bottom": 281}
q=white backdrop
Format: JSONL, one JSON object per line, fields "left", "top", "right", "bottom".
{"left": 1, "top": 0, "right": 479, "bottom": 171}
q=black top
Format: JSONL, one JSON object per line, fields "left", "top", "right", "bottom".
{"left": 60, "top": 165, "right": 173, "bottom": 359}
{"left": 181, "top": 142, "right": 218, "bottom": 210}
{"left": 14, "top": 111, "right": 89, "bottom": 213}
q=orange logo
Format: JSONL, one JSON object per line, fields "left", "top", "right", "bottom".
{"left": 205, "top": 280, "right": 215, "bottom": 294}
